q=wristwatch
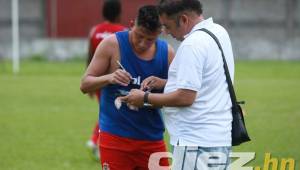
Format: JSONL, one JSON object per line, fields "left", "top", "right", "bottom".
{"left": 143, "top": 91, "right": 152, "bottom": 107}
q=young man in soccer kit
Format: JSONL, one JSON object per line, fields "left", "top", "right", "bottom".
{"left": 81, "top": 5, "right": 174, "bottom": 170}
{"left": 123, "top": 0, "right": 234, "bottom": 169}
{"left": 85, "top": 0, "right": 126, "bottom": 160}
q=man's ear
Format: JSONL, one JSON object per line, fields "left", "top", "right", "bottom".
{"left": 180, "top": 14, "right": 189, "bottom": 25}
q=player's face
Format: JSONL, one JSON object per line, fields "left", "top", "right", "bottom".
{"left": 160, "top": 13, "right": 186, "bottom": 41}
{"left": 131, "top": 26, "right": 161, "bottom": 53}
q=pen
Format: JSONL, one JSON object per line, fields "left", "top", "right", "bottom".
{"left": 116, "top": 60, "right": 126, "bottom": 71}
{"left": 116, "top": 60, "right": 134, "bottom": 83}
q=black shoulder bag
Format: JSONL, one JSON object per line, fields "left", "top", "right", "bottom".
{"left": 198, "top": 28, "right": 251, "bottom": 146}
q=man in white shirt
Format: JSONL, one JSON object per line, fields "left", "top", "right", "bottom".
{"left": 122, "top": 0, "right": 234, "bottom": 169}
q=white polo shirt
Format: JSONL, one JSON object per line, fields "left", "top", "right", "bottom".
{"left": 163, "top": 18, "right": 234, "bottom": 147}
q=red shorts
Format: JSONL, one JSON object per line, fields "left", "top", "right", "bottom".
{"left": 99, "top": 131, "right": 169, "bottom": 170}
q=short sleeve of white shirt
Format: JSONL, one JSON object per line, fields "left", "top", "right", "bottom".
{"left": 175, "top": 44, "right": 206, "bottom": 92}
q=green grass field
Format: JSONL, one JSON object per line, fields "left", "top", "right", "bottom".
{"left": 0, "top": 60, "right": 299, "bottom": 170}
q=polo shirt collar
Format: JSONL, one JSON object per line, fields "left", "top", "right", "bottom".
{"left": 184, "top": 17, "right": 214, "bottom": 39}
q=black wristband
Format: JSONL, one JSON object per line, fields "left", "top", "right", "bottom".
{"left": 144, "top": 91, "right": 150, "bottom": 104}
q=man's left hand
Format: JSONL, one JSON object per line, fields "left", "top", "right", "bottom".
{"left": 120, "top": 89, "right": 145, "bottom": 108}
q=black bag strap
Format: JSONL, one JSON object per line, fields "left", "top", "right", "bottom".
{"left": 197, "top": 28, "right": 241, "bottom": 112}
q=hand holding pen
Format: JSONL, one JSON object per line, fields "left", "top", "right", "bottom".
{"left": 108, "top": 60, "right": 132, "bottom": 86}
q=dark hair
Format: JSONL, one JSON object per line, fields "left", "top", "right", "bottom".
{"left": 158, "top": 0, "right": 203, "bottom": 17}
{"left": 136, "top": 5, "right": 162, "bottom": 32}
{"left": 102, "top": 0, "right": 121, "bottom": 22}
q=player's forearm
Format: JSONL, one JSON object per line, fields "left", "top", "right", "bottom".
{"left": 148, "top": 89, "right": 196, "bottom": 107}
{"left": 80, "top": 74, "right": 111, "bottom": 93}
